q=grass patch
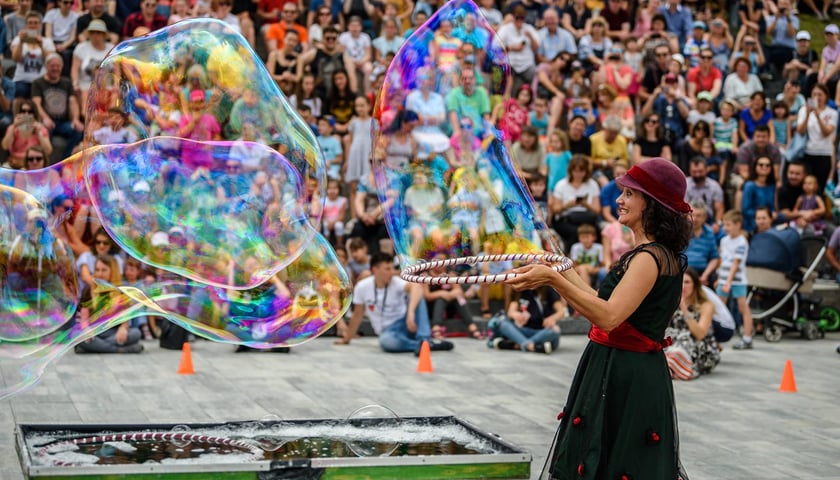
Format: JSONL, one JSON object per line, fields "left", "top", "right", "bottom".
{"left": 798, "top": 14, "right": 829, "bottom": 52}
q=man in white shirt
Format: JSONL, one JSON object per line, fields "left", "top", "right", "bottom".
{"left": 496, "top": 5, "right": 539, "bottom": 92}
{"left": 338, "top": 253, "right": 454, "bottom": 353}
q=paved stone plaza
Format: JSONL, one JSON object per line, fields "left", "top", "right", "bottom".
{"left": 2, "top": 329, "right": 839, "bottom": 479}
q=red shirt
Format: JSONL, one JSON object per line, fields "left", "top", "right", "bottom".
{"left": 122, "top": 12, "right": 168, "bottom": 38}
{"left": 258, "top": 0, "right": 292, "bottom": 23}
{"left": 686, "top": 66, "right": 722, "bottom": 94}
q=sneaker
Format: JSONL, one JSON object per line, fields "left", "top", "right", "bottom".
{"left": 428, "top": 339, "right": 454, "bottom": 352}
{"left": 270, "top": 346, "right": 291, "bottom": 353}
{"left": 490, "top": 338, "right": 517, "bottom": 350}
{"left": 732, "top": 339, "right": 753, "bottom": 350}
{"left": 534, "top": 342, "right": 553, "bottom": 354}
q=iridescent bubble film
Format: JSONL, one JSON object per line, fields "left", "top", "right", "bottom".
{"left": 373, "top": 0, "right": 560, "bottom": 267}
{"left": 0, "top": 19, "right": 350, "bottom": 399}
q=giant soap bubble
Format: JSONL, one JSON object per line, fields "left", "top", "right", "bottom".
{"left": 372, "top": 0, "right": 571, "bottom": 284}
{"left": 0, "top": 19, "right": 350, "bottom": 399}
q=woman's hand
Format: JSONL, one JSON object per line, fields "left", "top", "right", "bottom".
{"left": 504, "top": 264, "right": 558, "bottom": 291}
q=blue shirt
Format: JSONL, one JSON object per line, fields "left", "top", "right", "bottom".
{"left": 739, "top": 108, "right": 772, "bottom": 141}
{"left": 546, "top": 151, "right": 571, "bottom": 191}
{"left": 654, "top": 95, "right": 689, "bottom": 139}
{"left": 658, "top": 5, "right": 693, "bottom": 47}
{"left": 741, "top": 181, "right": 776, "bottom": 232}
{"left": 538, "top": 26, "right": 577, "bottom": 61}
{"left": 766, "top": 14, "right": 799, "bottom": 49}
{"left": 600, "top": 179, "right": 622, "bottom": 220}
{"left": 684, "top": 224, "right": 720, "bottom": 272}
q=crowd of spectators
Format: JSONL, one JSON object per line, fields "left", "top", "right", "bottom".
{"left": 1, "top": 0, "right": 839, "bottom": 363}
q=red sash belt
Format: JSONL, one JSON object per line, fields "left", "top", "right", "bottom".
{"left": 589, "top": 322, "right": 672, "bottom": 353}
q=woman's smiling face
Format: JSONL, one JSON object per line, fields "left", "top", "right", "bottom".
{"left": 617, "top": 187, "right": 648, "bottom": 229}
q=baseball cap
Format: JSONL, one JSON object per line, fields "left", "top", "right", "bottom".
{"left": 826, "top": 24, "right": 839, "bottom": 35}
{"left": 697, "top": 91, "right": 714, "bottom": 103}
{"left": 796, "top": 31, "right": 811, "bottom": 41}
{"left": 168, "top": 226, "right": 185, "bottom": 236}
{"left": 692, "top": 20, "right": 707, "bottom": 31}
{"left": 150, "top": 231, "right": 170, "bottom": 247}
{"left": 132, "top": 180, "right": 151, "bottom": 193}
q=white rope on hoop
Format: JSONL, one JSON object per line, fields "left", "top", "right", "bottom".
{"left": 400, "top": 253, "right": 573, "bottom": 285}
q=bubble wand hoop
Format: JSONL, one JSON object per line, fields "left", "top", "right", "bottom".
{"left": 400, "top": 253, "right": 574, "bottom": 285}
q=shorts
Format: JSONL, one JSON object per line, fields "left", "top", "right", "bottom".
{"left": 716, "top": 283, "right": 747, "bottom": 298}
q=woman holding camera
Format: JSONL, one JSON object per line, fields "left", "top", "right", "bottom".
{"left": 1, "top": 101, "right": 53, "bottom": 170}
{"left": 550, "top": 154, "right": 601, "bottom": 249}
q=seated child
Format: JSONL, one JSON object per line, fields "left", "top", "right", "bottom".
{"left": 790, "top": 174, "right": 826, "bottom": 236}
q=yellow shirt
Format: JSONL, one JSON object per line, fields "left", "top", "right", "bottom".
{"left": 589, "top": 131, "right": 629, "bottom": 165}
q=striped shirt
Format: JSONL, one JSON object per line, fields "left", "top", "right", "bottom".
{"left": 717, "top": 235, "right": 748, "bottom": 285}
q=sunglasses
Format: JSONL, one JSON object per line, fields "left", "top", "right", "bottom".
{"left": 20, "top": 108, "right": 33, "bottom": 113}
{"left": 700, "top": 55, "right": 713, "bottom": 59}
{"left": 95, "top": 239, "right": 111, "bottom": 246}
{"left": 325, "top": 35, "right": 337, "bottom": 40}
{"left": 514, "top": 15, "right": 525, "bottom": 20}
{"left": 26, "top": 155, "right": 44, "bottom": 162}
{"left": 757, "top": 163, "right": 771, "bottom": 167}
{"left": 283, "top": 9, "right": 297, "bottom": 13}
{"left": 646, "top": 118, "right": 659, "bottom": 124}
{"left": 226, "top": 165, "right": 241, "bottom": 171}
{"left": 656, "top": 52, "right": 669, "bottom": 57}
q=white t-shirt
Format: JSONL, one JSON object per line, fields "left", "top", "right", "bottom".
{"left": 338, "top": 31, "right": 371, "bottom": 62}
{"left": 552, "top": 178, "right": 600, "bottom": 213}
{"left": 496, "top": 23, "right": 538, "bottom": 73}
{"left": 352, "top": 275, "right": 408, "bottom": 334}
{"left": 73, "top": 41, "right": 114, "bottom": 89}
{"left": 11, "top": 37, "right": 57, "bottom": 83}
{"left": 797, "top": 105, "right": 839, "bottom": 156}
{"left": 43, "top": 8, "right": 80, "bottom": 43}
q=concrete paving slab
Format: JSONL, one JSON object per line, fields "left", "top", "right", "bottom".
{"left": 2, "top": 330, "right": 839, "bottom": 480}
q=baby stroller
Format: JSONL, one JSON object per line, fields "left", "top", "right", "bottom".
{"left": 745, "top": 228, "right": 840, "bottom": 342}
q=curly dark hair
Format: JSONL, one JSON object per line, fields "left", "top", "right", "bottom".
{"left": 641, "top": 193, "right": 693, "bottom": 255}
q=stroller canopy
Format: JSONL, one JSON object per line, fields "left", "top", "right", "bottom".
{"left": 746, "top": 227, "right": 801, "bottom": 273}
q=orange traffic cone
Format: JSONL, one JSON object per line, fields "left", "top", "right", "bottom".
{"left": 416, "top": 341, "right": 433, "bottom": 373}
{"left": 177, "top": 342, "right": 195, "bottom": 375}
{"left": 779, "top": 359, "right": 796, "bottom": 393}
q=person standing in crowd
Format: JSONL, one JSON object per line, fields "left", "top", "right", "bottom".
{"left": 796, "top": 84, "right": 838, "bottom": 192}
{"left": 717, "top": 209, "right": 754, "bottom": 350}
{"left": 497, "top": 5, "right": 539, "bottom": 93}
{"left": 10, "top": 12, "right": 56, "bottom": 103}
{"left": 506, "top": 158, "right": 692, "bottom": 479}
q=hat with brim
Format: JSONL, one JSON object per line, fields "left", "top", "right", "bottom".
{"left": 615, "top": 158, "right": 692, "bottom": 213}
{"left": 87, "top": 19, "right": 108, "bottom": 33}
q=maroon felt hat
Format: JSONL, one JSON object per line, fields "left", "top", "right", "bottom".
{"left": 616, "top": 158, "right": 691, "bottom": 213}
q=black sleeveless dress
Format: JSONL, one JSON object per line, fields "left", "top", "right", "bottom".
{"left": 542, "top": 243, "right": 689, "bottom": 479}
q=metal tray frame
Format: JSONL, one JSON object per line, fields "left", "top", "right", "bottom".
{"left": 17, "top": 416, "right": 531, "bottom": 479}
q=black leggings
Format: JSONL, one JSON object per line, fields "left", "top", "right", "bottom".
{"left": 803, "top": 153, "right": 832, "bottom": 192}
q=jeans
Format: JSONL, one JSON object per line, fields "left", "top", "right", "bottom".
{"left": 51, "top": 121, "right": 83, "bottom": 158}
{"left": 78, "top": 327, "right": 142, "bottom": 353}
{"left": 430, "top": 298, "right": 474, "bottom": 327}
{"left": 493, "top": 316, "right": 560, "bottom": 352}
{"left": 378, "top": 300, "right": 431, "bottom": 353}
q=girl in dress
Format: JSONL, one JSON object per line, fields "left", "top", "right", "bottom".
{"left": 791, "top": 174, "right": 826, "bottom": 235}
{"left": 345, "top": 95, "right": 375, "bottom": 204}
